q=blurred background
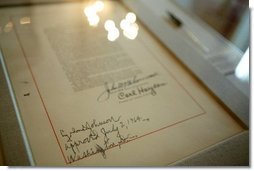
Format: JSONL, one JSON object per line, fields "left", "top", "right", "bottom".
{"left": 173, "top": 0, "right": 249, "bottom": 52}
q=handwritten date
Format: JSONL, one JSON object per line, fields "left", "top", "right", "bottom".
{"left": 60, "top": 115, "right": 150, "bottom": 164}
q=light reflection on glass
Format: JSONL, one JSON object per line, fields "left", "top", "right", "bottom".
{"left": 120, "top": 12, "right": 139, "bottom": 40}
{"left": 83, "top": 2, "right": 138, "bottom": 41}
{"left": 20, "top": 17, "right": 31, "bottom": 25}
{"left": 104, "top": 20, "right": 115, "bottom": 31}
{"left": 107, "top": 28, "right": 119, "bottom": 41}
{"left": 235, "top": 48, "right": 249, "bottom": 82}
{"left": 84, "top": 0, "right": 104, "bottom": 27}
{"left": 84, "top": 6, "right": 96, "bottom": 17}
{"left": 126, "top": 12, "right": 136, "bottom": 23}
{"left": 104, "top": 19, "right": 119, "bottom": 41}
{"left": 87, "top": 14, "right": 100, "bottom": 26}
{"left": 4, "top": 22, "right": 13, "bottom": 33}
{"left": 94, "top": 0, "right": 104, "bottom": 12}
{"left": 120, "top": 19, "right": 128, "bottom": 30}
{"left": 123, "top": 23, "right": 139, "bottom": 40}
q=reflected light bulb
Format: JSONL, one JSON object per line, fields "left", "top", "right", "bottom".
{"left": 107, "top": 28, "right": 120, "bottom": 41}
{"left": 94, "top": 1, "right": 104, "bottom": 12}
{"left": 88, "top": 14, "right": 100, "bottom": 26}
{"left": 84, "top": 6, "right": 96, "bottom": 17}
{"left": 126, "top": 12, "right": 136, "bottom": 23}
{"left": 123, "top": 25, "right": 138, "bottom": 40}
{"left": 104, "top": 20, "right": 116, "bottom": 31}
{"left": 131, "top": 23, "right": 139, "bottom": 31}
{"left": 120, "top": 19, "right": 129, "bottom": 30}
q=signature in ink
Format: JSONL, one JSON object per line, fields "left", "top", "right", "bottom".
{"left": 97, "top": 73, "right": 158, "bottom": 102}
{"left": 117, "top": 82, "right": 167, "bottom": 101}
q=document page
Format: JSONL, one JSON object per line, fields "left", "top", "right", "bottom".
{"left": 0, "top": 0, "right": 244, "bottom": 166}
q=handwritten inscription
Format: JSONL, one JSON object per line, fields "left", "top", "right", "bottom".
{"left": 118, "top": 83, "right": 167, "bottom": 101}
{"left": 60, "top": 115, "right": 150, "bottom": 164}
{"left": 97, "top": 73, "right": 158, "bottom": 102}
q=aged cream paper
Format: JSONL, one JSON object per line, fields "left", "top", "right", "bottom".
{"left": 0, "top": 0, "right": 244, "bottom": 166}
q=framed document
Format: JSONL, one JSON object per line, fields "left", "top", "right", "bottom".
{"left": 0, "top": 0, "right": 248, "bottom": 166}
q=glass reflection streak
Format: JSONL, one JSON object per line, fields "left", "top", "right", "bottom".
{"left": 20, "top": 17, "right": 31, "bottom": 25}
{"left": 235, "top": 48, "right": 249, "bottom": 82}
{"left": 3, "top": 22, "right": 13, "bottom": 33}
